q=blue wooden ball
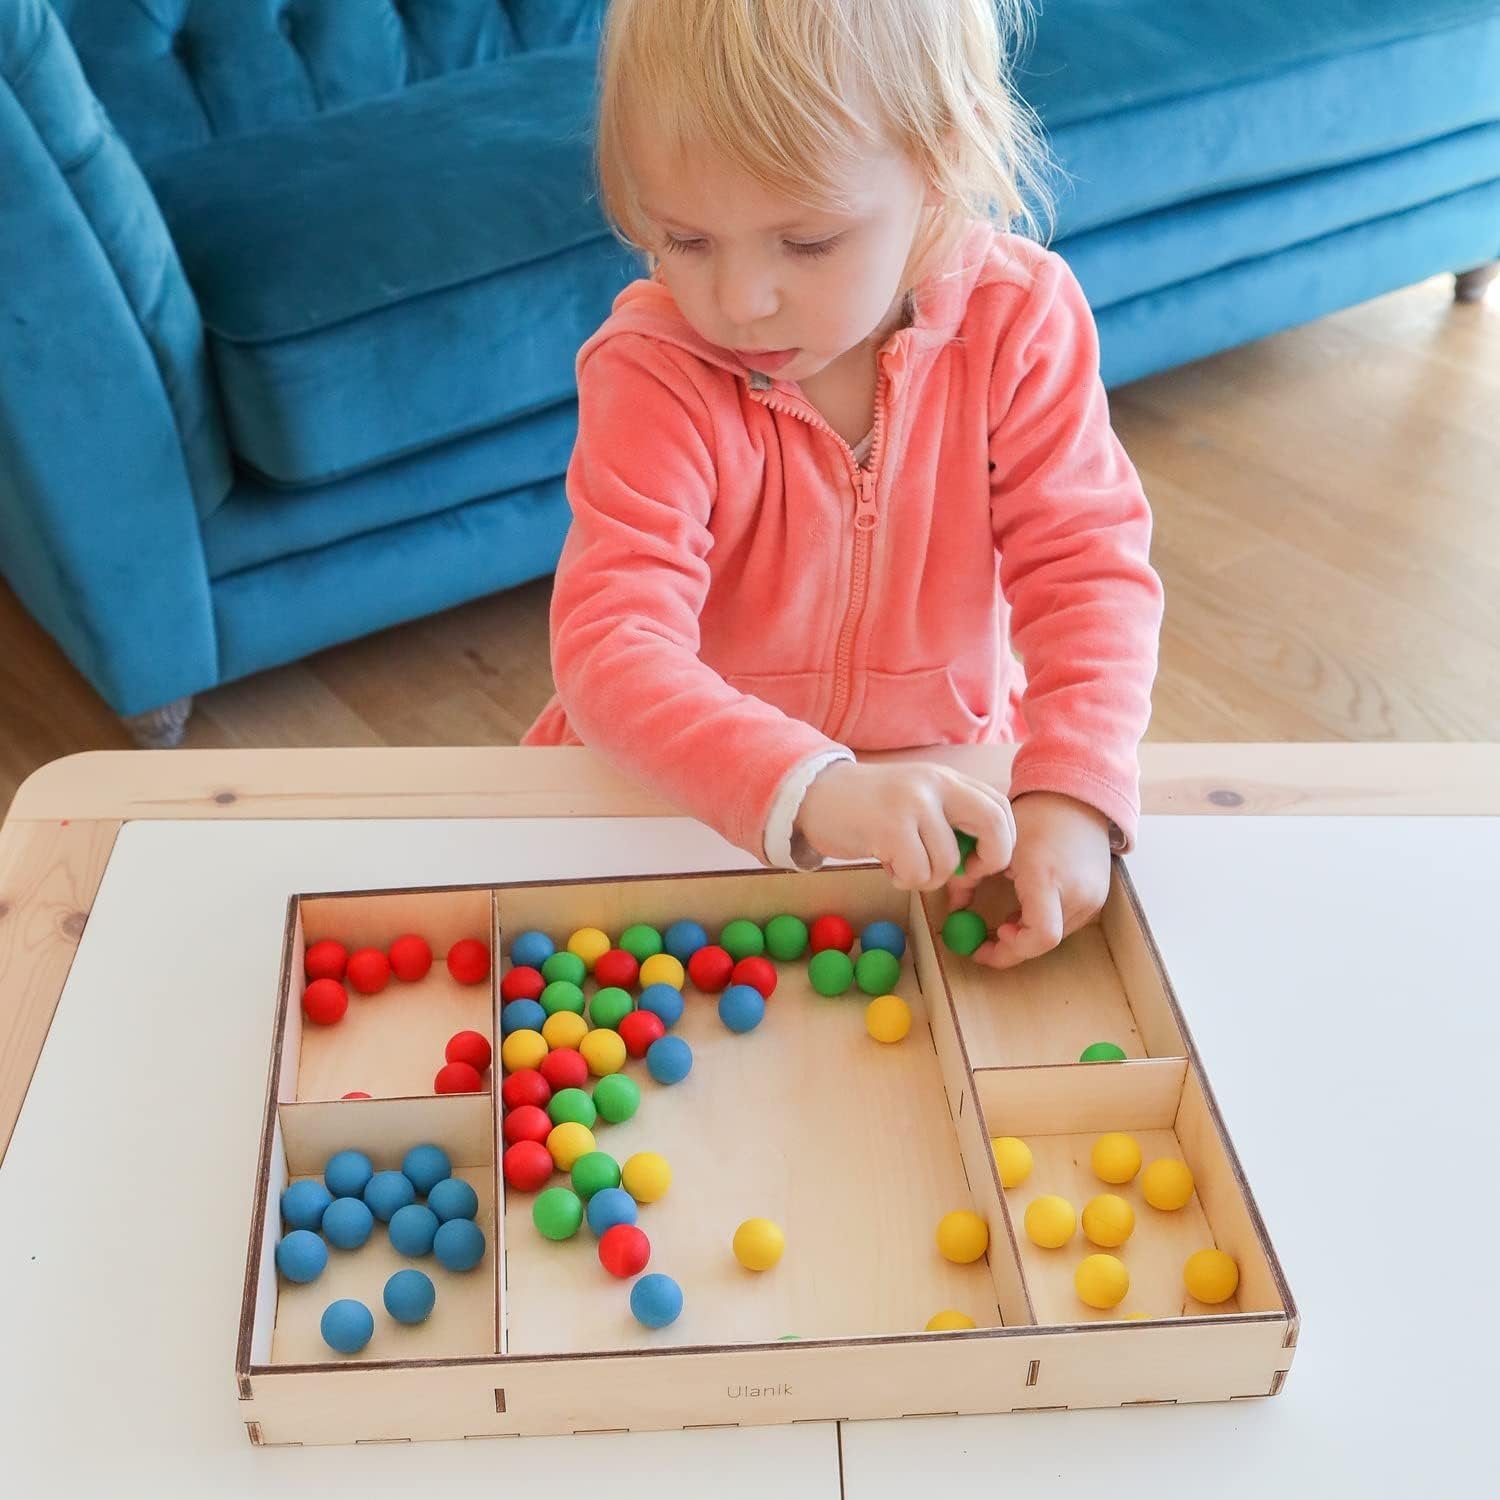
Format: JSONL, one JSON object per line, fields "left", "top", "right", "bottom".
{"left": 427, "top": 1177, "right": 479, "bottom": 1223}
{"left": 630, "top": 1273, "right": 683, "bottom": 1329}
{"left": 402, "top": 1144, "right": 451, "bottom": 1195}
{"left": 638, "top": 982, "right": 685, "bottom": 1029}
{"left": 322, "top": 1196, "right": 374, "bottom": 1250}
{"left": 586, "top": 1187, "right": 638, "bottom": 1238}
{"left": 280, "top": 1179, "right": 333, "bottom": 1231}
{"left": 320, "top": 1298, "right": 374, "bottom": 1354}
{"left": 860, "top": 920, "right": 907, "bottom": 959}
{"left": 502, "top": 998, "right": 547, "bottom": 1035}
{"left": 511, "top": 930, "right": 555, "bottom": 969}
{"left": 323, "top": 1149, "right": 373, "bottom": 1200}
{"left": 364, "top": 1170, "right": 416, "bottom": 1222}
{"left": 433, "top": 1217, "right": 486, "bottom": 1272}
{"left": 388, "top": 1203, "right": 439, "bottom": 1257}
{"left": 718, "top": 983, "right": 765, "bottom": 1034}
{"left": 663, "top": 920, "right": 708, "bottom": 963}
{"left": 646, "top": 1035, "right": 693, "bottom": 1085}
{"left": 383, "top": 1269, "right": 436, "bottom": 1325}
{"left": 275, "top": 1229, "right": 328, "bottom": 1284}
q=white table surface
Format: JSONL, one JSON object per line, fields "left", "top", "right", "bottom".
{"left": 1, "top": 812, "right": 1494, "bottom": 1498}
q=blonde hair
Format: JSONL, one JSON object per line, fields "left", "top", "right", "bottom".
{"left": 596, "top": 0, "right": 1054, "bottom": 275}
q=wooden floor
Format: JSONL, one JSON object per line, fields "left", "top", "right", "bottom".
{"left": 2, "top": 275, "right": 1497, "bottom": 813}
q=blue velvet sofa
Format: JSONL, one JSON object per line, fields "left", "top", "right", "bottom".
{"left": 3, "top": 1, "right": 1498, "bottom": 743}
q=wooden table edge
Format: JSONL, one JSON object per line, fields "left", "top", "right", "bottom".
{"left": 3, "top": 741, "right": 1497, "bottom": 1166}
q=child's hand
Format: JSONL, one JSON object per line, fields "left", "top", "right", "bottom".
{"left": 950, "top": 792, "right": 1112, "bottom": 969}
{"left": 795, "top": 761, "right": 1016, "bottom": 892}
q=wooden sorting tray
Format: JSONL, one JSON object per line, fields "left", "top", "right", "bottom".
{"left": 237, "top": 863, "right": 1296, "bottom": 1445}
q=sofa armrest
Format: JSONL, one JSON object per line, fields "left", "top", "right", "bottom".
{"left": 0, "top": 0, "right": 229, "bottom": 715}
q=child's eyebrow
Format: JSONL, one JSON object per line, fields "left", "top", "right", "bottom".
{"left": 641, "top": 205, "right": 853, "bottom": 238}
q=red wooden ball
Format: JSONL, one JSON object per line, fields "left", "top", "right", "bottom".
{"left": 502, "top": 1103, "right": 553, "bottom": 1146}
{"left": 388, "top": 933, "right": 433, "bottom": 982}
{"left": 447, "top": 938, "right": 491, "bottom": 985}
{"left": 617, "top": 1009, "right": 667, "bottom": 1059}
{"left": 731, "top": 955, "right": 778, "bottom": 999}
{"left": 302, "top": 978, "right": 348, "bottom": 1025}
{"left": 434, "top": 1060, "right": 483, "bottom": 1094}
{"left": 446, "top": 1029, "right": 493, "bottom": 1074}
{"left": 503, "top": 1139, "right": 554, "bottom": 1192}
{"left": 687, "top": 944, "right": 734, "bottom": 993}
{"left": 599, "top": 1224, "right": 651, "bottom": 1279}
{"left": 539, "top": 1048, "right": 589, "bottom": 1092}
{"left": 592, "top": 948, "right": 640, "bottom": 989}
{"left": 809, "top": 914, "right": 855, "bottom": 954}
{"left": 341, "top": 1091, "right": 370, "bottom": 1100}
{"left": 500, "top": 965, "right": 545, "bottom": 1003}
{"left": 346, "top": 947, "right": 392, "bottom": 995}
{"left": 501, "top": 1069, "right": 552, "bottom": 1112}
{"left": 304, "top": 939, "right": 348, "bottom": 982}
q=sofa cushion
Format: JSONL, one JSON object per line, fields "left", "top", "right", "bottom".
{"left": 146, "top": 46, "right": 639, "bottom": 488}
{"left": 1025, "top": 0, "right": 1500, "bottom": 236}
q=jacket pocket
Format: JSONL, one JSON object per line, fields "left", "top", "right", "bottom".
{"left": 722, "top": 669, "right": 831, "bottom": 731}
{"left": 846, "top": 664, "right": 994, "bottom": 750}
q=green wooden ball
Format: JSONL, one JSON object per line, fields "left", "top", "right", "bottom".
{"left": 541, "top": 950, "right": 587, "bottom": 987}
{"left": 589, "top": 986, "right": 634, "bottom": 1029}
{"left": 548, "top": 1088, "right": 598, "bottom": 1128}
{"left": 942, "top": 909, "right": 988, "bottom": 956}
{"left": 765, "top": 914, "right": 809, "bottom": 961}
{"left": 1080, "top": 1041, "right": 1127, "bottom": 1063}
{"left": 593, "top": 1073, "right": 641, "bottom": 1124}
{"left": 719, "top": 919, "right": 765, "bottom": 961}
{"left": 571, "top": 1151, "right": 622, "bottom": 1201}
{"left": 619, "top": 924, "right": 664, "bottom": 962}
{"left": 808, "top": 949, "right": 855, "bottom": 997}
{"left": 533, "top": 1187, "right": 584, "bottom": 1241}
{"left": 953, "top": 829, "right": 978, "bottom": 875}
{"left": 541, "top": 979, "right": 585, "bottom": 1016}
{"left": 855, "top": 948, "right": 901, "bottom": 996}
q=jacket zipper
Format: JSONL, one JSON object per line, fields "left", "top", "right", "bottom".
{"left": 751, "top": 363, "right": 892, "bottom": 740}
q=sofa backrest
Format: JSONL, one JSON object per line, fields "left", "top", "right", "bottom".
{"left": 52, "top": 0, "right": 606, "bottom": 161}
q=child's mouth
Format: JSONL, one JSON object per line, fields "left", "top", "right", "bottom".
{"left": 735, "top": 348, "right": 799, "bottom": 374}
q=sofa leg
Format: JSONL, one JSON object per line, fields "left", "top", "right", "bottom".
{"left": 121, "top": 695, "right": 194, "bottom": 749}
{"left": 1454, "top": 261, "right": 1499, "bottom": 303}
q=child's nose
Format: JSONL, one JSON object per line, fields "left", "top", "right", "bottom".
{"left": 715, "top": 261, "right": 780, "bottom": 330}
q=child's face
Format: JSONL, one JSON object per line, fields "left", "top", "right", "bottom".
{"left": 634, "top": 139, "right": 930, "bottom": 382}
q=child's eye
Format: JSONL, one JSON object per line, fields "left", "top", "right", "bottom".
{"left": 661, "top": 233, "right": 707, "bottom": 256}
{"left": 785, "top": 234, "right": 843, "bottom": 259}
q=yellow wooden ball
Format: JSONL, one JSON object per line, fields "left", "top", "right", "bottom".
{"left": 500, "top": 1028, "right": 549, "bottom": 1074}
{"left": 1075, "top": 1253, "right": 1130, "bottom": 1310}
{"left": 621, "top": 1151, "right": 672, "bottom": 1203}
{"left": 546, "top": 1121, "right": 596, "bottom": 1171}
{"left": 579, "top": 1027, "right": 627, "bottom": 1077}
{"left": 1184, "top": 1248, "right": 1239, "bottom": 1304}
{"left": 1082, "top": 1193, "right": 1136, "bottom": 1248}
{"left": 733, "top": 1217, "right": 786, "bottom": 1271}
{"left": 936, "top": 1209, "right": 989, "bottom": 1264}
{"left": 925, "top": 1310, "right": 977, "bottom": 1331}
{"left": 1141, "top": 1157, "right": 1195, "bottom": 1211}
{"left": 1023, "top": 1195, "right": 1077, "bottom": 1249}
{"left": 865, "top": 994, "right": 912, "bottom": 1043}
{"left": 566, "top": 927, "right": 611, "bottom": 971}
{"left": 639, "top": 953, "right": 685, "bottom": 990}
{"left": 541, "top": 1010, "right": 589, "bottom": 1050}
{"left": 990, "top": 1136, "right": 1033, "bottom": 1189}
{"left": 1090, "top": 1132, "right": 1142, "bottom": 1185}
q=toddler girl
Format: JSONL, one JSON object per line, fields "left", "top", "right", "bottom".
{"left": 524, "top": 0, "right": 1163, "bottom": 969}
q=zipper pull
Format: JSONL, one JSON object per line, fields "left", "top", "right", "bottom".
{"left": 855, "top": 468, "right": 878, "bottom": 532}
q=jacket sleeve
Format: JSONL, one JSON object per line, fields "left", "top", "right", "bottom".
{"left": 547, "top": 335, "right": 845, "bottom": 860}
{"left": 989, "top": 252, "right": 1164, "bottom": 849}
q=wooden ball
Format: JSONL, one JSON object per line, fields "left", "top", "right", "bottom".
{"left": 687, "top": 945, "right": 734, "bottom": 992}
{"left": 445, "top": 1029, "right": 492, "bottom": 1074}
{"left": 599, "top": 1224, "right": 651, "bottom": 1278}
{"left": 731, "top": 955, "right": 778, "bottom": 998}
{"left": 618, "top": 1009, "right": 666, "bottom": 1059}
{"left": 346, "top": 948, "right": 391, "bottom": 995}
{"left": 302, "top": 978, "right": 348, "bottom": 1025}
{"left": 592, "top": 948, "right": 640, "bottom": 989}
{"left": 809, "top": 914, "right": 855, "bottom": 953}
{"left": 539, "top": 1048, "right": 589, "bottom": 1092}
{"left": 500, "top": 965, "right": 545, "bottom": 1003}
{"left": 502, "top": 1104, "right": 553, "bottom": 1146}
{"left": 388, "top": 933, "right": 432, "bottom": 982}
{"left": 434, "top": 1061, "right": 483, "bottom": 1094}
{"left": 446, "top": 938, "right": 491, "bottom": 985}
{"left": 500, "top": 1069, "right": 551, "bottom": 1112}
{"left": 503, "top": 1139, "right": 553, "bottom": 1192}
{"left": 936, "top": 1210, "right": 989, "bottom": 1264}
{"left": 304, "top": 939, "right": 348, "bottom": 982}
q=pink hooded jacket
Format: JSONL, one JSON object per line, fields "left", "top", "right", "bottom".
{"left": 524, "top": 224, "right": 1163, "bottom": 861}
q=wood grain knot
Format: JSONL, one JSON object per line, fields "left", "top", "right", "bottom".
{"left": 214, "top": 790, "right": 237, "bottom": 805}
{"left": 1207, "top": 789, "right": 1245, "bottom": 808}
{"left": 60, "top": 910, "right": 87, "bottom": 941}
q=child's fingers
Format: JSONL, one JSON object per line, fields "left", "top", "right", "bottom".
{"left": 916, "top": 809, "right": 963, "bottom": 892}
{"left": 943, "top": 779, "right": 1016, "bottom": 877}
{"left": 881, "top": 818, "right": 934, "bottom": 892}
{"left": 974, "top": 870, "right": 1064, "bottom": 971}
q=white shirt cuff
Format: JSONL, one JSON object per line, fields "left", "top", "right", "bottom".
{"left": 764, "top": 749, "right": 855, "bottom": 870}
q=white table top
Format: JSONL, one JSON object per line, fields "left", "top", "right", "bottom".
{"left": 1, "top": 811, "right": 1494, "bottom": 1497}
